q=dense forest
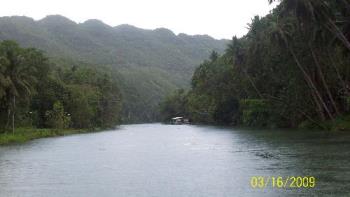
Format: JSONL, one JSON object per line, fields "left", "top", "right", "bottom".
{"left": 0, "top": 40, "right": 121, "bottom": 133}
{"left": 160, "top": 0, "right": 350, "bottom": 130}
{"left": 0, "top": 16, "right": 227, "bottom": 122}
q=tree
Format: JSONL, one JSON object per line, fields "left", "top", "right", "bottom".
{"left": 0, "top": 41, "right": 123, "bottom": 131}
{"left": 46, "top": 101, "right": 71, "bottom": 129}
{"left": 0, "top": 41, "right": 41, "bottom": 133}
{"left": 226, "top": 35, "right": 263, "bottom": 99}
{"left": 159, "top": 89, "right": 189, "bottom": 122}
{"left": 268, "top": 17, "right": 335, "bottom": 121}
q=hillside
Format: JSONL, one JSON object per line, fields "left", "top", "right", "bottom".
{"left": 0, "top": 15, "right": 228, "bottom": 122}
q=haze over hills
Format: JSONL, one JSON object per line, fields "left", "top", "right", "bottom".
{"left": 0, "top": 15, "right": 228, "bottom": 122}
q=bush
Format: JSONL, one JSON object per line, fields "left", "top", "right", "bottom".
{"left": 46, "top": 101, "right": 71, "bottom": 129}
{"left": 240, "top": 99, "right": 270, "bottom": 127}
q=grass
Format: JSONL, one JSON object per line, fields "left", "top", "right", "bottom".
{"left": 0, "top": 127, "right": 92, "bottom": 145}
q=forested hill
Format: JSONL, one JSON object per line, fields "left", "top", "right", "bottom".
{"left": 0, "top": 15, "right": 228, "bottom": 122}
{"left": 160, "top": 0, "right": 350, "bottom": 130}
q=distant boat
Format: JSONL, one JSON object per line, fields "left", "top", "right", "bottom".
{"left": 171, "top": 117, "right": 190, "bottom": 125}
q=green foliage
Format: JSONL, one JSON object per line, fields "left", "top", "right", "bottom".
{"left": 160, "top": 0, "right": 350, "bottom": 129}
{"left": 331, "top": 115, "right": 350, "bottom": 131}
{"left": 159, "top": 89, "right": 189, "bottom": 122}
{"left": 46, "top": 101, "right": 71, "bottom": 129}
{"left": 0, "top": 41, "right": 123, "bottom": 132}
{"left": 0, "top": 127, "right": 85, "bottom": 145}
{"left": 240, "top": 99, "right": 270, "bottom": 127}
{"left": 0, "top": 40, "right": 47, "bottom": 131}
{"left": 187, "top": 93, "right": 216, "bottom": 123}
{"left": 161, "top": 57, "right": 240, "bottom": 124}
{"left": 64, "top": 85, "right": 96, "bottom": 128}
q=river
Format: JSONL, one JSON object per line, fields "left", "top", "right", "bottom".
{"left": 0, "top": 124, "right": 349, "bottom": 196}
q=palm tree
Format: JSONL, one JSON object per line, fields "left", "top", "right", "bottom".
{"left": 308, "top": 37, "right": 340, "bottom": 116}
{"left": 0, "top": 56, "right": 9, "bottom": 100}
{"left": 273, "top": 0, "right": 341, "bottom": 115}
{"left": 0, "top": 41, "right": 38, "bottom": 133}
{"left": 269, "top": 0, "right": 350, "bottom": 51}
{"left": 268, "top": 18, "right": 334, "bottom": 120}
{"left": 225, "top": 36, "right": 264, "bottom": 99}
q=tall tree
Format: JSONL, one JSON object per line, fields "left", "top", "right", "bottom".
{"left": 0, "top": 41, "right": 42, "bottom": 133}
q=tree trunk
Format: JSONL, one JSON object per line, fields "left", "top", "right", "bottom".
{"left": 317, "top": 5, "right": 350, "bottom": 51}
{"left": 283, "top": 36, "right": 334, "bottom": 120}
{"left": 244, "top": 70, "right": 264, "bottom": 99}
{"left": 310, "top": 88, "right": 326, "bottom": 121}
{"left": 5, "top": 108, "right": 11, "bottom": 133}
{"left": 324, "top": 19, "right": 350, "bottom": 51}
{"left": 327, "top": 48, "right": 350, "bottom": 97}
{"left": 12, "top": 95, "right": 15, "bottom": 134}
{"left": 266, "top": 94, "right": 326, "bottom": 129}
{"left": 310, "top": 45, "right": 340, "bottom": 116}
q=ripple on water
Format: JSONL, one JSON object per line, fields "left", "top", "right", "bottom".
{"left": 0, "top": 124, "right": 349, "bottom": 197}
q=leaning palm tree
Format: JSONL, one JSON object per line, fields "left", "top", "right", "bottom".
{"left": 271, "top": 0, "right": 341, "bottom": 115}
{"left": 268, "top": 17, "right": 334, "bottom": 120}
{"left": 0, "top": 40, "right": 38, "bottom": 134}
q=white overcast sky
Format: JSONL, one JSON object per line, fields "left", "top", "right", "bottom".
{"left": 0, "top": 0, "right": 277, "bottom": 39}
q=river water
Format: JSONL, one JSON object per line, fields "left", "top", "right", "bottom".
{"left": 0, "top": 124, "right": 349, "bottom": 196}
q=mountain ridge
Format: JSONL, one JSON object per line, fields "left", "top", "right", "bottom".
{"left": 2, "top": 15, "right": 228, "bottom": 41}
{"left": 0, "top": 14, "right": 229, "bottom": 122}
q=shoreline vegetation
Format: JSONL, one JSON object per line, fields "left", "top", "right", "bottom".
{"left": 0, "top": 41, "right": 122, "bottom": 143}
{"left": 2, "top": 117, "right": 350, "bottom": 146}
{"left": 0, "top": 128, "right": 100, "bottom": 145}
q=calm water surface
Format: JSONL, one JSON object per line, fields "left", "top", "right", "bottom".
{"left": 0, "top": 124, "right": 350, "bottom": 196}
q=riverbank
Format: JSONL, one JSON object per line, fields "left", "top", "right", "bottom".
{"left": 0, "top": 128, "right": 94, "bottom": 145}
{"left": 298, "top": 115, "right": 350, "bottom": 131}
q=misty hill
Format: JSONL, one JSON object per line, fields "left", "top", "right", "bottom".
{"left": 0, "top": 15, "right": 228, "bottom": 122}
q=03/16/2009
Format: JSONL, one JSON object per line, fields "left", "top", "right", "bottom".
{"left": 250, "top": 176, "right": 316, "bottom": 189}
